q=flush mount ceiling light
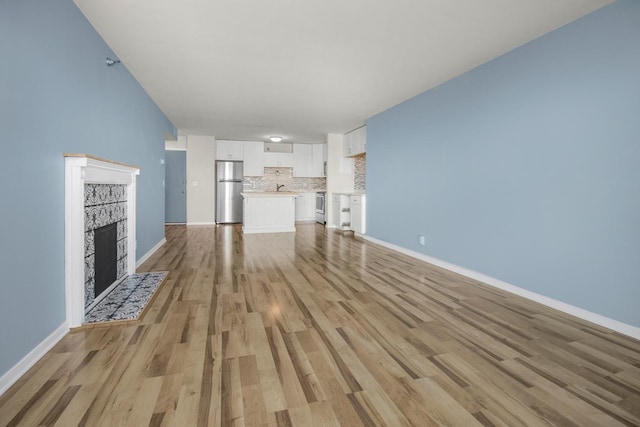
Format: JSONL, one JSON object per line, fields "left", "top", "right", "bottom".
{"left": 269, "top": 136, "right": 283, "bottom": 142}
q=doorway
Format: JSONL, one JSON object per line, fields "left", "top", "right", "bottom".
{"left": 165, "top": 150, "right": 187, "bottom": 223}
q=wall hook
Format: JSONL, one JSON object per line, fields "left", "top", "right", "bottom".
{"left": 105, "top": 57, "right": 121, "bottom": 66}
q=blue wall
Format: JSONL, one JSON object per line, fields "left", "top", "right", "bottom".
{"left": 367, "top": 0, "right": 640, "bottom": 327}
{"left": 0, "top": 0, "right": 174, "bottom": 377}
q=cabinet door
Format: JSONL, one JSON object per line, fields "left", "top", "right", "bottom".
{"left": 264, "top": 152, "right": 293, "bottom": 167}
{"left": 216, "top": 140, "right": 244, "bottom": 160}
{"left": 292, "top": 144, "right": 312, "bottom": 177}
{"left": 343, "top": 132, "right": 352, "bottom": 157}
{"left": 351, "top": 203, "right": 361, "bottom": 233}
{"left": 243, "top": 141, "right": 264, "bottom": 176}
{"left": 350, "top": 195, "right": 365, "bottom": 234}
{"left": 361, "top": 126, "right": 367, "bottom": 154}
{"left": 306, "top": 193, "right": 316, "bottom": 219}
{"left": 295, "top": 193, "right": 315, "bottom": 221}
{"left": 353, "top": 126, "right": 366, "bottom": 156}
{"left": 344, "top": 127, "right": 366, "bottom": 157}
{"left": 311, "top": 144, "right": 325, "bottom": 177}
{"left": 332, "top": 194, "right": 341, "bottom": 228}
{"left": 295, "top": 195, "right": 306, "bottom": 221}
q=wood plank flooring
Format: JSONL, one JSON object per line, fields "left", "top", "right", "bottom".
{"left": 1, "top": 224, "right": 639, "bottom": 426}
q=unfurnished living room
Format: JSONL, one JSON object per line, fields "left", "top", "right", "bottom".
{"left": 1, "top": 0, "right": 639, "bottom": 425}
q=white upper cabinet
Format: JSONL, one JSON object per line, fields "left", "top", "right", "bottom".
{"left": 293, "top": 144, "right": 312, "bottom": 177}
{"left": 343, "top": 133, "right": 351, "bottom": 157}
{"left": 243, "top": 141, "right": 264, "bottom": 176}
{"left": 293, "top": 143, "right": 325, "bottom": 177}
{"left": 312, "top": 144, "right": 325, "bottom": 177}
{"left": 343, "top": 126, "right": 366, "bottom": 158}
{"left": 216, "top": 140, "right": 244, "bottom": 160}
{"left": 355, "top": 126, "right": 367, "bottom": 156}
{"left": 264, "top": 152, "right": 293, "bottom": 167}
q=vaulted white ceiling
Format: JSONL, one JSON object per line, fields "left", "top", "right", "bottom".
{"left": 74, "top": 0, "right": 611, "bottom": 143}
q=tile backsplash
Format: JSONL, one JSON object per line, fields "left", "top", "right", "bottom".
{"left": 243, "top": 157, "right": 364, "bottom": 193}
{"left": 354, "top": 154, "right": 366, "bottom": 191}
{"left": 243, "top": 167, "right": 326, "bottom": 192}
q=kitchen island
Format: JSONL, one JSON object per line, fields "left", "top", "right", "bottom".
{"left": 241, "top": 192, "right": 298, "bottom": 234}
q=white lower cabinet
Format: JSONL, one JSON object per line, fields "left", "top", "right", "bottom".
{"left": 242, "top": 195, "right": 296, "bottom": 233}
{"left": 332, "top": 194, "right": 351, "bottom": 230}
{"left": 295, "top": 192, "right": 316, "bottom": 222}
{"left": 350, "top": 195, "right": 366, "bottom": 236}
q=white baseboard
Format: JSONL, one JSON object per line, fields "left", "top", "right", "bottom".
{"left": 0, "top": 322, "right": 68, "bottom": 396}
{"left": 1, "top": 236, "right": 168, "bottom": 398}
{"left": 364, "top": 235, "right": 640, "bottom": 340}
{"left": 187, "top": 222, "right": 216, "bottom": 226}
{"left": 136, "top": 238, "right": 167, "bottom": 268}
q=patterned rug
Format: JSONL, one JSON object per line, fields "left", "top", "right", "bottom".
{"left": 84, "top": 271, "right": 168, "bottom": 324}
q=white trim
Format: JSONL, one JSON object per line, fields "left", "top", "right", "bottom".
{"left": 165, "top": 147, "right": 187, "bottom": 151}
{"left": 187, "top": 222, "right": 216, "bottom": 226}
{"left": 364, "top": 235, "right": 640, "bottom": 340}
{"left": 242, "top": 226, "right": 296, "bottom": 234}
{"left": 0, "top": 322, "right": 68, "bottom": 396}
{"left": 136, "top": 238, "right": 167, "bottom": 268}
{"left": 65, "top": 155, "right": 139, "bottom": 328}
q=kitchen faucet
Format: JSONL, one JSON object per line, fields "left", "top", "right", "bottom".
{"left": 276, "top": 184, "right": 285, "bottom": 192}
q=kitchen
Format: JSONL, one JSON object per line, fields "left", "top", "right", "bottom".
{"left": 165, "top": 128, "right": 367, "bottom": 235}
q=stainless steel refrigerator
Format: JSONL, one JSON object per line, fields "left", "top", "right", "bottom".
{"left": 216, "top": 160, "right": 243, "bottom": 223}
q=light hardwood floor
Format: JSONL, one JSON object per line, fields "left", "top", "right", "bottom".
{"left": 1, "top": 224, "right": 639, "bottom": 426}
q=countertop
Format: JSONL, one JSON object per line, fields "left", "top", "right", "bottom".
{"left": 332, "top": 192, "right": 366, "bottom": 196}
{"left": 241, "top": 192, "right": 300, "bottom": 198}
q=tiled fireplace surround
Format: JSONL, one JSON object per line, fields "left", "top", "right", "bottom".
{"left": 64, "top": 155, "right": 139, "bottom": 327}
{"left": 83, "top": 184, "right": 128, "bottom": 308}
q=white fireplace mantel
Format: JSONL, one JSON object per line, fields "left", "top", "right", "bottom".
{"left": 64, "top": 154, "right": 139, "bottom": 327}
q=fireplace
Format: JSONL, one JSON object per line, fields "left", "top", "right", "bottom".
{"left": 94, "top": 222, "right": 117, "bottom": 298}
{"left": 65, "top": 154, "right": 139, "bottom": 327}
{"left": 83, "top": 183, "right": 129, "bottom": 309}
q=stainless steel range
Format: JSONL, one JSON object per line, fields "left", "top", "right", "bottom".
{"left": 315, "top": 191, "right": 326, "bottom": 224}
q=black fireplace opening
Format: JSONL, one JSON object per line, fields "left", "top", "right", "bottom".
{"left": 94, "top": 222, "right": 117, "bottom": 298}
